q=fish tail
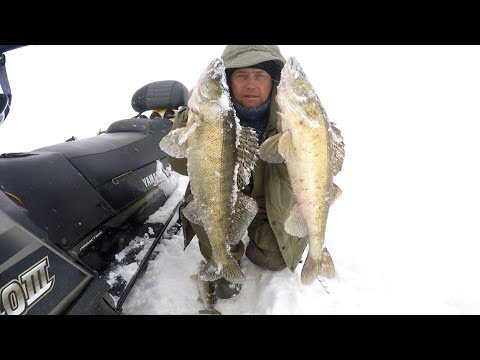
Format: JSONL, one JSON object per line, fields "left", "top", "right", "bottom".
{"left": 221, "top": 257, "right": 246, "bottom": 285}
{"left": 301, "top": 248, "right": 336, "bottom": 285}
{"left": 301, "top": 254, "right": 322, "bottom": 285}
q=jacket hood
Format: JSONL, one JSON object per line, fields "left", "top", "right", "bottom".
{"left": 221, "top": 45, "right": 286, "bottom": 70}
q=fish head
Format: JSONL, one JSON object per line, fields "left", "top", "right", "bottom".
{"left": 188, "top": 58, "right": 232, "bottom": 124}
{"left": 278, "top": 57, "right": 324, "bottom": 124}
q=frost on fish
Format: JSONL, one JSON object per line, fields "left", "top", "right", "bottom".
{"left": 259, "top": 56, "right": 345, "bottom": 285}
{"left": 159, "top": 58, "right": 259, "bottom": 285}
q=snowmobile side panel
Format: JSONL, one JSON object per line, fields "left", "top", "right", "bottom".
{"left": 0, "top": 151, "right": 116, "bottom": 250}
{"left": 64, "top": 277, "right": 117, "bottom": 315}
{"left": 70, "top": 186, "right": 165, "bottom": 263}
{"left": 96, "top": 160, "right": 166, "bottom": 211}
{"left": 0, "top": 209, "right": 99, "bottom": 315}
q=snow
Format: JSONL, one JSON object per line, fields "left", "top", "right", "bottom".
{"left": 117, "top": 174, "right": 459, "bottom": 315}
{"left": 2, "top": 45, "right": 480, "bottom": 314}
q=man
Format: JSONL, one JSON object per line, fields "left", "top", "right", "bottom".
{"left": 168, "top": 45, "right": 312, "bottom": 299}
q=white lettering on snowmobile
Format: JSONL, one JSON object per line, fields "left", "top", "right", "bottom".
{"left": 141, "top": 172, "right": 157, "bottom": 188}
{"left": 0, "top": 256, "right": 55, "bottom": 315}
{"left": 79, "top": 229, "right": 104, "bottom": 253}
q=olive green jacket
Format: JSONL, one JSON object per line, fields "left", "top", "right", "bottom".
{"left": 169, "top": 45, "right": 308, "bottom": 272}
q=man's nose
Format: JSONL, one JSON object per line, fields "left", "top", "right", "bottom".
{"left": 244, "top": 77, "right": 257, "bottom": 88}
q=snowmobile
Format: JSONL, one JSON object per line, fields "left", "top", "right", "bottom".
{"left": 0, "top": 45, "right": 189, "bottom": 315}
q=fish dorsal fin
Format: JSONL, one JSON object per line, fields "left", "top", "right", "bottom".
{"left": 284, "top": 203, "right": 308, "bottom": 238}
{"left": 182, "top": 199, "right": 203, "bottom": 225}
{"left": 258, "top": 132, "right": 284, "bottom": 164}
{"left": 159, "top": 127, "right": 189, "bottom": 159}
{"left": 331, "top": 183, "right": 342, "bottom": 205}
{"left": 227, "top": 193, "right": 258, "bottom": 245}
{"left": 278, "top": 130, "right": 300, "bottom": 163}
{"left": 330, "top": 122, "right": 345, "bottom": 175}
{"left": 236, "top": 125, "right": 259, "bottom": 190}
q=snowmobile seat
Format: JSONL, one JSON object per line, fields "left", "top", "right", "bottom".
{"left": 33, "top": 118, "right": 172, "bottom": 189}
{"left": 131, "top": 80, "right": 189, "bottom": 116}
{"left": 31, "top": 79, "right": 188, "bottom": 189}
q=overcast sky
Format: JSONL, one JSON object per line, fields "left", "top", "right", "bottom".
{"left": 1, "top": 45, "right": 480, "bottom": 314}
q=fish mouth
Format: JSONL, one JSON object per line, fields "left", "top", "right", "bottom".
{"left": 283, "top": 56, "right": 304, "bottom": 82}
{"left": 287, "top": 56, "right": 301, "bottom": 71}
{"left": 202, "top": 58, "right": 226, "bottom": 83}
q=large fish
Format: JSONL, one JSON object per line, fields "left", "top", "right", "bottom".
{"left": 259, "top": 56, "right": 345, "bottom": 285}
{"left": 159, "top": 58, "right": 258, "bottom": 285}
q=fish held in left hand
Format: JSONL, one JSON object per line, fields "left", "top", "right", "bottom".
{"left": 160, "top": 58, "right": 259, "bottom": 285}
{"left": 259, "top": 56, "right": 345, "bottom": 285}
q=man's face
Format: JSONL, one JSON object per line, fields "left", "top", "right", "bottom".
{"left": 230, "top": 68, "right": 273, "bottom": 109}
